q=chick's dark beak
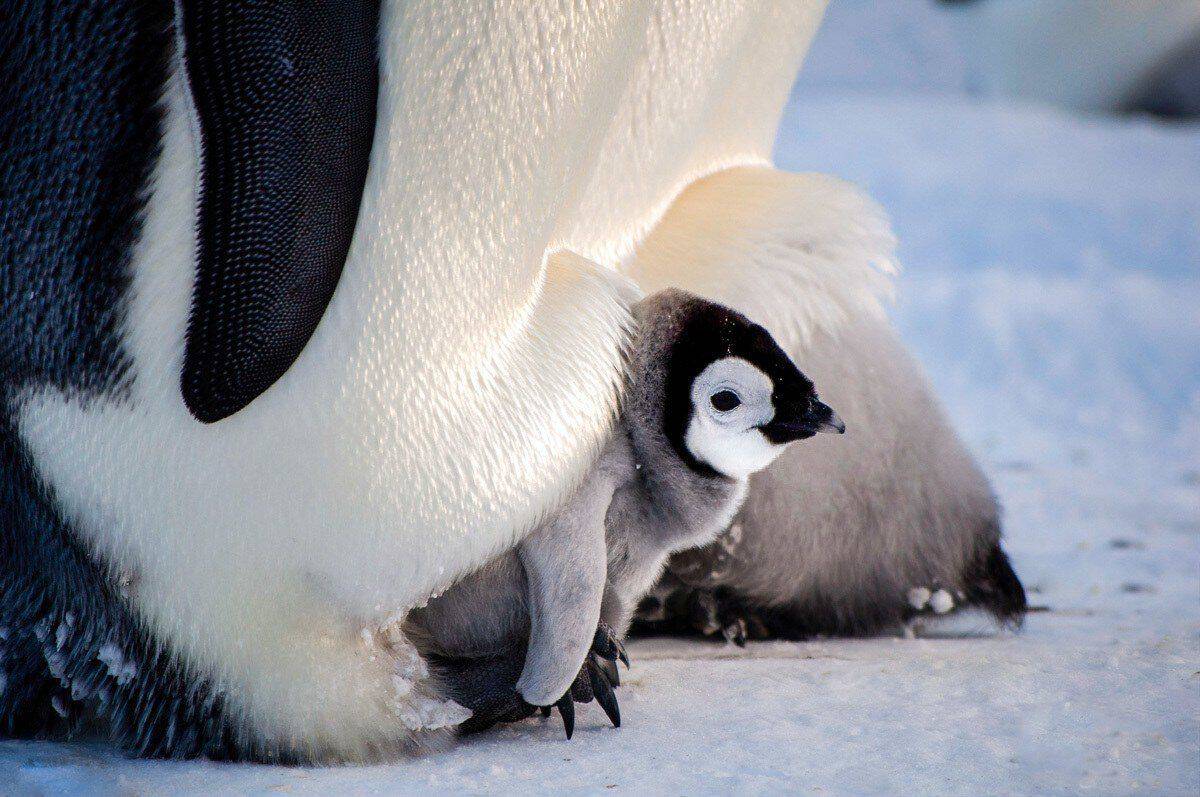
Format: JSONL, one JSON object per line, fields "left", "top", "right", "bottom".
{"left": 761, "top": 398, "right": 845, "bottom": 443}
{"left": 811, "top": 399, "right": 846, "bottom": 435}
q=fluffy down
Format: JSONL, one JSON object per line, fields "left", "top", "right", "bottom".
{"left": 626, "top": 166, "right": 1025, "bottom": 639}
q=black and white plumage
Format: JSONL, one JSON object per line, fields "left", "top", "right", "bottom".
{"left": 408, "top": 289, "right": 842, "bottom": 736}
{"left": 0, "top": 0, "right": 394, "bottom": 761}
{"left": 0, "top": 0, "right": 242, "bottom": 758}
{"left": 5, "top": 0, "right": 1019, "bottom": 762}
{"left": 1, "top": 0, "right": 837, "bottom": 762}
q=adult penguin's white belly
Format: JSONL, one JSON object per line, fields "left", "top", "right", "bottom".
{"left": 15, "top": 0, "right": 828, "bottom": 753}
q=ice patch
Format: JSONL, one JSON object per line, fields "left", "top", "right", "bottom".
{"left": 97, "top": 643, "right": 138, "bottom": 686}
{"left": 368, "top": 619, "right": 468, "bottom": 732}
{"left": 33, "top": 618, "right": 51, "bottom": 643}
{"left": 70, "top": 679, "right": 93, "bottom": 702}
{"left": 391, "top": 639, "right": 430, "bottom": 683}
{"left": 394, "top": 694, "right": 473, "bottom": 732}
{"left": 45, "top": 651, "right": 66, "bottom": 683}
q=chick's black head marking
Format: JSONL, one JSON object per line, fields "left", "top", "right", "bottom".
{"left": 637, "top": 290, "right": 842, "bottom": 480}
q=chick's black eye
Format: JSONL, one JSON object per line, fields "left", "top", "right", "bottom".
{"left": 710, "top": 390, "right": 741, "bottom": 412}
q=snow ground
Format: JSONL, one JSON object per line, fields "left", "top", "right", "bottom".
{"left": 5, "top": 80, "right": 1200, "bottom": 797}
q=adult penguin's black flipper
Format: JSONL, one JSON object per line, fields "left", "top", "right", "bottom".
{"left": 178, "top": 1, "right": 380, "bottom": 423}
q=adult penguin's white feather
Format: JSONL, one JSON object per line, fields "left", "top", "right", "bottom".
{"left": 626, "top": 167, "right": 899, "bottom": 353}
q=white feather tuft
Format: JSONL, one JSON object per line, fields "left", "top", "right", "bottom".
{"left": 625, "top": 166, "right": 898, "bottom": 350}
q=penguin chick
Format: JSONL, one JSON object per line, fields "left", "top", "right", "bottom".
{"left": 634, "top": 310, "right": 1027, "bottom": 645}
{"left": 619, "top": 165, "right": 1027, "bottom": 647}
{"left": 407, "top": 289, "right": 841, "bottom": 736}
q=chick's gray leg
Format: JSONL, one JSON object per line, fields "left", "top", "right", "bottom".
{"left": 514, "top": 470, "right": 613, "bottom": 709}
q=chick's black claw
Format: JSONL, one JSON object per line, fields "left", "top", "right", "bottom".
{"left": 555, "top": 692, "right": 575, "bottom": 739}
{"left": 588, "top": 660, "right": 621, "bottom": 728}
{"left": 593, "top": 621, "right": 631, "bottom": 669}
{"left": 597, "top": 656, "right": 620, "bottom": 687}
{"left": 592, "top": 626, "right": 617, "bottom": 661}
{"left": 540, "top": 622, "right": 628, "bottom": 739}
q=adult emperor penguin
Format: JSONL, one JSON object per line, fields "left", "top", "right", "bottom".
{"left": 1, "top": 0, "right": 831, "bottom": 762}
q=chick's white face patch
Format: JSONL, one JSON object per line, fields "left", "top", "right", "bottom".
{"left": 684, "top": 357, "right": 785, "bottom": 478}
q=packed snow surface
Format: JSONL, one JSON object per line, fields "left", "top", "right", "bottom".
{"left": 4, "top": 91, "right": 1198, "bottom": 797}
